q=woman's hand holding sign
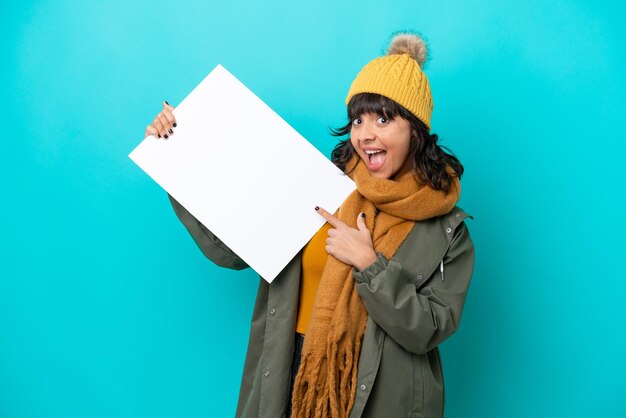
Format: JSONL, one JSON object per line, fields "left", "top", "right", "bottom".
{"left": 145, "top": 101, "right": 177, "bottom": 139}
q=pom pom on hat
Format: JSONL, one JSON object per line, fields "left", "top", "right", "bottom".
{"left": 386, "top": 32, "right": 428, "bottom": 68}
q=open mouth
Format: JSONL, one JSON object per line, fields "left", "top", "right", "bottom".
{"left": 364, "top": 149, "right": 387, "bottom": 171}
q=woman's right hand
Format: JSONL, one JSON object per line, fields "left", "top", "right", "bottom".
{"left": 145, "top": 101, "right": 177, "bottom": 139}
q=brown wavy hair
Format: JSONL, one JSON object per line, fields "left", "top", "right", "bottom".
{"left": 330, "top": 93, "right": 463, "bottom": 192}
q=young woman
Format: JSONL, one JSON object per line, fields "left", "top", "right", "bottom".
{"left": 145, "top": 32, "right": 475, "bottom": 418}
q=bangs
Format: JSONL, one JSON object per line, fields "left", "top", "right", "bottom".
{"left": 347, "top": 93, "right": 407, "bottom": 121}
{"left": 330, "top": 92, "right": 417, "bottom": 139}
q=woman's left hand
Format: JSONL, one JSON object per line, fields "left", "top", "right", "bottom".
{"left": 315, "top": 206, "right": 378, "bottom": 271}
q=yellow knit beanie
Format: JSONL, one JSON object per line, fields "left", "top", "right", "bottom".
{"left": 345, "top": 31, "right": 434, "bottom": 130}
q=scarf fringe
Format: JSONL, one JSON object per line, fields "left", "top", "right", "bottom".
{"left": 291, "top": 320, "right": 366, "bottom": 418}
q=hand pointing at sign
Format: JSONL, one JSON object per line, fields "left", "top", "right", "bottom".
{"left": 315, "top": 206, "right": 378, "bottom": 271}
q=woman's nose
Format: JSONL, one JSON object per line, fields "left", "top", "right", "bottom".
{"left": 358, "top": 121, "right": 376, "bottom": 142}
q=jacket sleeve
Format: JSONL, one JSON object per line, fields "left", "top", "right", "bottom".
{"left": 167, "top": 194, "right": 249, "bottom": 270}
{"left": 353, "top": 222, "right": 474, "bottom": 354}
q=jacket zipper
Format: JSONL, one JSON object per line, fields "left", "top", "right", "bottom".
{"left": 440, "top": 260, "right": 444, "bottom": 281}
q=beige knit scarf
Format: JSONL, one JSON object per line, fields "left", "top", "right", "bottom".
{"left": 290, "top": 154, "right": 460, "bottom": 418}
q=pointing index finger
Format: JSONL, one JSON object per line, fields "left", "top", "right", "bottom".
{"left": 315, "top": 206, "right": 344, "bottom": 228}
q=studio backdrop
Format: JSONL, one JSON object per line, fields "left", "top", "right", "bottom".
{"left": 1, "top": 0, "right": 625, "bottom": 417}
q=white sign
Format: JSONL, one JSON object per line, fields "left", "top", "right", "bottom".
{"left": 129, "top": 64, "right": 355, "bottom": 282}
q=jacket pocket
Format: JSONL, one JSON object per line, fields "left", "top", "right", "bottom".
{"left": 361, "top": 336, "right": 416, "bottom": 418}
{"left": 419, "top": 348, "right": 445, "bottom": 417}
{"left": 411, "top": 352, "right": 425, "bottom": 415}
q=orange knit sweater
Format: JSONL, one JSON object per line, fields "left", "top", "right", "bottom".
{"left": 295, "top": 222, "right": 331, "bottom": 334}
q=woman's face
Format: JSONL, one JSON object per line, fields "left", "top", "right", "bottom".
{"left": 350, "top": 112, "right": 413, "bottom": 179}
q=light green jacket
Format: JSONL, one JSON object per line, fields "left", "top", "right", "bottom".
{"left": 168, "top": 194, "right": 475, "bottom": 418}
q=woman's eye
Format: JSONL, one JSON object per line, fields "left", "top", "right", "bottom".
{"left": 377, "top": 116, "right": 389, "bottom": 124}
{"left": 352, "top": 118, "right": 362, "bottom": 126}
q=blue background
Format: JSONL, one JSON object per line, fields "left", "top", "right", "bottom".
{"left": 2, "top": 0, "right": 625, "bottom": 417}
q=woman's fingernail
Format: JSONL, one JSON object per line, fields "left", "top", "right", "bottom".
{"left": 315, "top": 206, "right": 319, "bottom": 211}
{"left": 361, "top": 213, "right": 366, "bottom": 218}
{"left": 168, "top": 129, "right": 173, "bottom": 134}
{"left": 164, "top": 134, "right": 169, "bottom": 139}
{"left": 173, "top": 123, "right": 177, "bottom": 127}
{"left": 165, "top": 100, "right": 170, "bottom": 105}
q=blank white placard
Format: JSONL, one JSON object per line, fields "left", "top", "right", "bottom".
{"left": 129, "top": 64, "right": 355, "bottom": 282}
